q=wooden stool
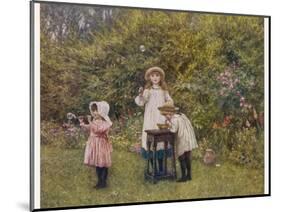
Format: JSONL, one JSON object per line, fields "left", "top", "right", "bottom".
{"left": 144, "top": 129, "right": 177, "bottom": 183}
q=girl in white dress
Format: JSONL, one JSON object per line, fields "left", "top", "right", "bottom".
{"left": 135, "top": 67, "right": 173, "bottom": 173}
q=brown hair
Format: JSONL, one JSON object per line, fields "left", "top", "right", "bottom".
{"left": 90, "top": 103, "right": 98, "bottom": 112}
{"left": 144, "top": 71, "right": 168, "bottom": 90}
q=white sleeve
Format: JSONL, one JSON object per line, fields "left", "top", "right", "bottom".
{"left": 135, "top": 89, "right": 150, "bottom": 106}
{"left": 135, "top": 96, "right": 144, "bottom": 106}
{"left": 169, "top": 117, "right": 179, "bottom": 133}
{"left": 165, "top": 91, "right": 173, "bottom": 103}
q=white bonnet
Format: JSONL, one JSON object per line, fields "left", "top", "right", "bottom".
{"left": 89, "top": 101, "right": 112, "bottom": 125}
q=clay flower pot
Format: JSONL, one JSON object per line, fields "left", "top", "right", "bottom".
{"left": 203, "top": 149, "right": 216, "bottom": 165}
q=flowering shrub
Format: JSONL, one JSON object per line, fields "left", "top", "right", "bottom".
{"left": 62, "top": 123, "right": 85, "bottom": 149}
{"left": 217, "top": 67, "right": 240, "bottom": 98}
{"left": 110, "top": 113, "right": 143, "bottom": 151}
{"left": 41, "top": 121, "right": 65, "bottom": 145}
{"left": 229, "top": 128, "right": 264, "bottom": 168}
{"left": 40, "top": 8, "right": 265, "bottom": 169}
{"left": 216, "top": 66, "right": 253, "bottom": 114}
{"left": 41, "top": 120, "right": 86, "bottom": 149}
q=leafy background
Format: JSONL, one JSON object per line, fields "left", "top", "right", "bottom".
{"left": 40, "top": 3, "right": 265, "bottom": 207}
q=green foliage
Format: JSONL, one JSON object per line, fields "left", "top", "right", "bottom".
{"left": 229, "top": 128, "right": 264, "bottom": 168}
{"left": 110, "top": 113, "right": 143, "bottom": 150}
{"left": 41, "top": 8, "right": 264, "bottom": 123}
{"left": 206, "top": 128, "right": 232, "bottom": 155}
{"left": 40, "top": 6, "right": 265, "bottom": 170}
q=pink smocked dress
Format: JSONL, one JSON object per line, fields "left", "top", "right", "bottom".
{"left": 82, "top": 119, "right": 113, "bottom": 168}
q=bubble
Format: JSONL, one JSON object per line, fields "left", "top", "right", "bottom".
{"left": 139, "top": 45, "right": 146, "bottom": 52}
{"left": 67, "top": 112, "right": 76, "bottom": 120}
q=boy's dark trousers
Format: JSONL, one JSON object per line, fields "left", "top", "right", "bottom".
{"left": 95, "top": 167, "right": 108, "bottom": 189}
{"left": 177, "top": 151, "right": 192, "bottom": 182}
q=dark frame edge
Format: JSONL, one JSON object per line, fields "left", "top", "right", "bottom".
{"left": 30, "top": 0, "right": 35, "bottom": 211}
{"left": 268, "top": 16, "right": 271, "bottom": 196}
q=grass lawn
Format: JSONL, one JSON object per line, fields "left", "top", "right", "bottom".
{"left": 41, "top": 145, "right": 264, "bottom": 208}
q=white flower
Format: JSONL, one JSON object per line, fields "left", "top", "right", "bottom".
{"left": 139, "top": 45, "right": 146, "bottom": 52}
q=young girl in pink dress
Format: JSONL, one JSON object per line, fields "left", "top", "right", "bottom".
{"left": 79, "top": 101, "right": 113, "bottom": 189}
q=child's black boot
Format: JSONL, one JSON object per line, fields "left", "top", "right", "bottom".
{"left": 100, "top": 167, "right": 107, "bottom": 188}
{"left": 103, "top": 168, "right": 108, "bottom": 188}
{"left": 95, "top": 167, "right": 102, "bottom": 189}
{"left": 177, "top": 158, "right": 188, "bottom": 182}
{"left": 185, "top": 152, "right": 192, "bottom": 180}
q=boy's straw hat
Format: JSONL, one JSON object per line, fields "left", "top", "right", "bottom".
{"left": 158, "top": 101, "right": 179, "bottom": 114}
{"left": 145, "top": 66, "right": 165, "bottom": 81}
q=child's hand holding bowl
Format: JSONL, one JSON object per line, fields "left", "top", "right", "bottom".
{"left": 78, "top": 116, "right": 85, "bottom": 124}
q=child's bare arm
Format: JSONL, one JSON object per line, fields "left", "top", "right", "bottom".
{"left": 79, "top": 116, "right": 91, "bottom": 130}
{"left": 87, "top": 115, "right": 92, "bottom": 124}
